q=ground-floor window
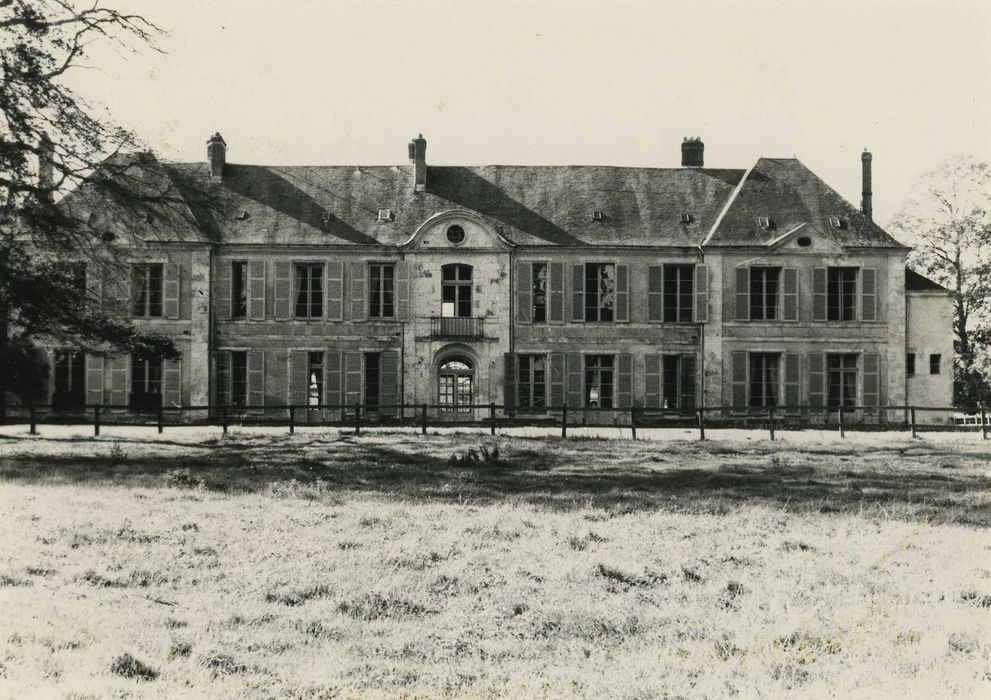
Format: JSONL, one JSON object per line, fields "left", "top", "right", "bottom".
{"left": 231, "top": 351, "right": 247, "bottom": 407}
{"left": 517, "top": 354, "right": 546, "bottom": 409}
{"left": 662, "top": 356, "right": 679, "bottom": 409}
{"left": 130, "top": 354, "right": 162, "bottom": 409}
{"left": 749, "top": 353, "right": 780, "bottom": 407}
{"left": 307, "top": 351, "right": 324, "bottom": 406}
{"left": 365, "top": 352, "right": 380, "bottom": 410}
{"left": 584, "top": 355, "right": 614, "bottom": 408}
{"left": 53, "top": 351, "right": 85, "bottom": 409}
{"left": 439, "top": 357, "right": 473, "bottom": 413}
{"left": 827, "top": 354, "right": 858, "bottom": 408}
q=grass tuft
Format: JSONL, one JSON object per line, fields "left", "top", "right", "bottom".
{"left": 336, "top": 592, "right": 432, "bottom": 620}
{"left": 264, "top": 584, "right": 333, "bottom": 607}
{"left": 109, "top": 653, "right": 158, "bottom": 681}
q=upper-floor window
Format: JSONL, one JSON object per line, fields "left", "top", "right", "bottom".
{"left": 663, "top": 264, "right": 694, "bottom": 323}
{"left": 368, "top": 263, "right": 395, "bottom": 318}
{"left": 441, "top": 264, "right": 472, "bottom": 317}
{"left": 749, "top": 267, "right": 780, "bottom": 321}
{"left": 70, "top": 262, "right": 87, "bottom": 292}
{"left": 131, "top": 263, "right": 163, "bottom": 318}
{"left": 232, "top": 261, "right": 248, "bottom": 320}
{"left": 907, "top": 353, "right": 916, "bottom": 377}
{"left": 930, "top": 354, "right": 941, "bottom": 375}
{"left": 294, "top": 263, "right": 324, "bottom": 319}
{"left": 584, "top": 263, "right": 615, "bottom": 322}
{"left": 585, "top": 355, "right": 615, "bottom": 408}
{"left": 531, "top": 262, "right": 547, "bottom": 323}
{"left": 518, "top": 354, "right": 546, "bottom": 409}
{"left": 827, "top": 267, "right": 857, "bottom": 321}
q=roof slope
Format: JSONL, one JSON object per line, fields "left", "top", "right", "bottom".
{"left": 704, "top": 158, "right": 906, "bottom": 248}
{"left": 905, "top": 267, "right": 952, "bottom": 292}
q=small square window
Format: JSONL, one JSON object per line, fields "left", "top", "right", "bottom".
{"left": 929, "top": 354, "right": 941, "bottom": 375}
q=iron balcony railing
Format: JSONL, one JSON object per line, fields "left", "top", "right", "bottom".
{"left": 429, "top": 316, "right": 484, "bottom": 339}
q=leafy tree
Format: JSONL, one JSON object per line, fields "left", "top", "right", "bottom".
{"left": 889, "top": 156, "right": 991, "bottom": 409}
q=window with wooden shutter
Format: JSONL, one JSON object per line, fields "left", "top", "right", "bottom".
{"left": 644, "top": 354, "right": 661, "bottom": 408}
{"left": 110, "top": 355, "right": 128, "bottom": 406}
{"left": 694, "top": 265, "right": 708, "bottom": 323}
{"left": 783, "top": 353, "right": 800, "bottom": 413}
{"left": 215, "top": 260, "right": 231, "bottom": 321}
{"left": 325, "top": 351, "right": 343, "bottom": 409}
{"left": 862, "top": 352, "right": 880, "bottom": 413}
{"left": 231, "top": 262, "right": 248, "bottom": 319}
{"left": 247, "top": 350, "right": 265, "bottom": 407}
{"left": 549, "top": 353, "right": 566, "bottom": 408}
{"left": 735, "top": 267, "right": 750, "bottom": 321}
{"left": 582, "top": 355, "right": 612, "bottom": 408}
{"left": 861, "top": 268, "right": 877, "bottom": 321}
{"left": 647, "top": 266, "right": 663, "bottom": 322}
{"left": 571, "top": 264, "right": 585, "bottom": 322}
{"left": 812, "top": 268, "right": 827, "bottom": 322}
{"left": 344, "top": 351, "right": 362, "bottom": 409}
{"left": 163, "top": 357, "right": 181, "bottom": 408}
{"left": 274, "top": 262, "right": 292, "bottom": 321}
{"left": 349, "top": 262, "right": 366, "bottom": 321}
{"left": 216, "top": 351, "right": 230, "bottom": 406}
{"left": 730, "top": 351, "right": 747, "bottom": 411}
{"left": 615, "top": 265, "right": 629, "bottom": 322}
{"left": 782, "top": 268, "right": 799, "bottom": 321}
{"left": 663, "top": 264, "right": 694, "bottom": 322}
{"left": 504, "top": 353, "right": 517, "bottom": 411}
{"left": 808, "top": 352, "right": 825, "bottom": 408}
{"left": 379, "top": 350, "right": 400, "bottom": 416}
{"left": 324, "top": 261, "right": 342, "bottom": 320}
{"left": 85, "top": 355, "right": 104, "bottom": 406}
{"left": 164, "top": 263, "right": 180, "bottom": 319}
{"left": 567, "top": 353, "right": 583, "bottom": 408}
{"left": 549, "top": 262, "right": 564, "bottom": 324}
{"left": 515, "top": 262, "right": 532, "bottom": 324}
{"left": 517, "top": 355, "right": 547, "bottom": 410}
{"left": 617, "top": 353, "right": 633, "bottom": 408}
{"left": 368, "top": 263, "right": 395, "bottom": 319}
{"left": 289, "top": 350, "right": 308, "bottom": 406}
{"left": 249, "top": 261, "right": 266, "bottom": 321}
{"left": 679, "top": 354, "right": 697, "bottom": 411}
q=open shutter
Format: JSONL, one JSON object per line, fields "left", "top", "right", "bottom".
{"left": 861, "top": 268, "right": 877, "bottom": 321}
{"left": 325, "top": 350, "right": 343, "bottom": 409}
{"left": 644, "top": 354, "right": 661, "bottom": 408}
{"left": 617, "top": 353, "right": 633, "bottom": 408}
{"left": 549, "top": 262, "right": 564, "bottom": 324}
{"left": 503, "top": 353, "right": 517, "bottom": 411}
{"left": 247, "top": 351, "right": 265, "bottom": 407}
{"left": 396, "top": 261, "right": 410, "bottom": 321}
{"left": 162, "top": 357, "right": 181, "bottom": 408}
{"left": 349, "top": 262, "right": 366, "bottom": 321}
{"left": 85, "top": 355, "right": 104, "bottom": 406}
{"left": 615, "top": 265, "right": 629, "bottom": 322}
{"left": 110, "top": 355, "right": 128, "bottom": 407}
{"left": 289, "top": 350, "right": 308, "bottom": 406}
{"left": 812, "top": 268, "right": 827, "bottom": 322}
{"left": 249, "top": 261, "right": 266, "bottom": 321}
{"left": 86, "top": 265, "right": 103, "bottom": 308}
{"left": 782, "top": 267, "right": 799, "bottom": 322}
{"left": 694, "top": 265, "right": 708, "bottom": 323}
{"left": 274, "top": 262, "right": 292, "bottom": 321}
{"left": 680, "top": 355, "right": 697, "bottom": 411}
{"left": 566, "top": 353, "right": 583, "bottom": 409}
{"left": 344, "top": 351, "right": 362, "bottom": 409}
{"left": 516, "top": 262, "right": 532, "bottom": 324}
{"left": 550, "top": 353, "right": 566, "bottom": 408}
{"left": 808, "top": 352, "right": 825, "bottom": 408}
{"left": 735, "top": 267, "right": 749, "bottom": 321}
{"left": 325, "top": 261, "right": 344, "bottom": 321}
{"left": 571, "top": 264, "right": 585, "bottom": 322}
{"left": 862, "top": 352, "right": 880, "bottom": 413}
{"left": 731, "top": 351, "right": 747, "bottom": 412}
{"left": 380, "top": 350, "right": 399, "bottom": 416}
{"left": 216, "top": 351, "right": 230, "bottom": 405}
{"left": 215, "top": 260, "right": 231, "bottom": 321}
{"left": 164, "top": 263, "right": 180, "bottom": 319}
{"left": 105, "top": 267, "right": 129, "bottom": 316}
{"left": 648, "top": 266, "right": 663, "bottom": 322}
{"left": 783, "top": 352, "right": 800, "bottom": 414}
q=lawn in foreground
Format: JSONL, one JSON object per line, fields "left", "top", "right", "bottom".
{"left": 0, "top": 431, "right": 989, "bottom": 698}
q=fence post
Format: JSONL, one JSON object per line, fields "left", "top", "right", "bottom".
{"left": 630, "top": 408, "right": 637, "bottom": 440}
{"left": 910, "top": 406, "right": 917, "bottom": 439}
{"left": 157, "top": 404, "right": 164, "bottom": 434}
{"left": 421, "top": 403, "right": 427, "bottom": 435}
{"left": 838, "top": 406, "right": 845, "bottom": 438}
{"left": 489, "top": 402, "right": 496, "bottom": 436}
{"left": 354, "top": 403, "right": 361, "bottom": 435}
{"left": 982, "top": 406, "right": 988, "bottom": 440}
{"left": 94, "top": 404, "right": 100, "bottom": 437}
{"left": 288, "top": 405, "right": 295, "bottom": 435}
{"left": 29, "top": 406, "right": 37, "bottom": 435}
{"left": 221, "top": 405, "right": 228, "bottom": 435}
{"left": 697, "top": 408, "right": 706, "bottom": 441}
{"left": 768, "top": 406, "right": 775, "bottom": 441}
{"left": 561, "top": 402, "right": 568, "bottom": 438}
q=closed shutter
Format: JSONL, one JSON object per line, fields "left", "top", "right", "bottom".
{"left": 325, "top": 260, "right": 344, "bottom": 320}
{"left": 107, "top": 267, "right": 129, "bottom": 316}
{"left": 808, "top": 353, "right": 825, "bottom": 408}
{"left": 249, "top": 261, "right": 266, "bottom": 321}
{"left": 504, "top": 353, "right": 517, "bottom": 411}
{"left": 325, "top": 350, "right": 343, "bottom": 409}
{"left": 274, "top": 261, "right": 292, "bottom": 321}
{"left": 648, "top": 266, "right": 663, "bottom": 322}
{"left": 516, "top": 262, "right": 532, "bottom": 324}
{"left": 396, "top": 261, "right": 410, "bottom": 321}
{"left": 735, "top": 267, "right": 749, "bottom": 321}
{"left": 380, "top": 350, "right": 399, "bottom": 416}
{"left": 549, "top": 262, "right": 565, "bottom": 324}
{"left": 289, "top": 350, "right": 308, "bottom": 406}
{"left": 216, "top": 351, "right": 230, "bottom": 405}
{"left": 571, "top": 264, "right": 585, "bottom": 322}
{"left": 349, "top": 262, "right": 366, "bottom": 321}
{"left": 861, "top": 268, "right": 877, "bottom": 321}
{"left": 680, "top": 355, "right": 697, "bottom": 411}
{"left": 617, "top": 353, "right": 633, "bottom": 408}
{"left": 566, "top": 353, "right": 583, "bottom": 408}
{"left": 782, "top": 267, "right": 799, "bottom": 322}
{"left": 164, "top": 263, "right": 180, "bottom": 319}
{"left": 163, "top": 357, "right": 181, "bottom": 407}
{"left": 862, "top": 352, "right": 880, "bottom": 412}
{"left": 549, "top": 353, "right": 566, "bottom": 408}
{"left": 731, "top": 351, "right": 747, "bottom": 412}
{"left": 344, "top": 351, "right": 362, "bottom": 409}
{"left": 783, "top": 352, "right": 800, "bottom": 413}
{"left": 215, "top": 260, "right": 231, "bottom": 321}
{"left": 695, "top": 264, "right": 708, "bottom": 323}
{"left": 247, "top": 350, "right": 265, "bottom": 407}
{"left": 85, "top": 355, "right": 104, "bottom": 405}
{"left": 110, "top": 355, "right": 128, "bottom": 406}
{"left": 615, "top": 264, "right": 630, "bottom": 322}
{"left": 644, "top": 354, "right": 661, "bottom": 408}
{"left": 812, "top": 268, "right": 827, "bottom": 322}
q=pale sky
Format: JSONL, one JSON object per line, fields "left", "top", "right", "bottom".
{"left": 67, "top": 0, "right": 991, "bottom": 225}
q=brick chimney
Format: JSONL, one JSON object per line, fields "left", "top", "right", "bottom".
{"left": 207, "top": 132, "right": 227, "bottom": 181}
{"left": 681, "top": 137, "right": 704, "bottom": 167}
{"left": 861, "top": 149, "right": 873, "bottom": 222}
{"left": 408, "top": 134, "right": 426, "bottom": 192}
{"left": 38, "top": 131, "right": 54, "bottom": 202}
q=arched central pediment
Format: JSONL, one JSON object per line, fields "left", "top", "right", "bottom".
{"left": 400, "top": 210, "right": 514, "bottom": 252}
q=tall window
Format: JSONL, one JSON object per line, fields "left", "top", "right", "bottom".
{"left": 368, "top": 264, "right": 395, "bottom": 318}
{"left": 906, "top": 353, "right": 916, "bottom": 377}
{"left": 827, "top": 354, "right": 858, "bottom": 408}
{"left": 295, "top": 263, "right": 324, "bottom": 319}
{"left": 131, "top": 263, "right": 163, "bottom": 318}
{"left": 131, "top": 354, "right": 162, "bottom": 409}
{"left": 53, "top": 351, "right": 85, "bottom": 408}
{"left": 531, "top": 263, "right": 547, "bottom": 323}
{"left": 365, "top": 353, "right": 380, "bottom": 409}
{"left": 929, "top": 354, "right": 941, "bottom": 375}
{"left": 827, "top": 268, "right": 858, "bottom": 321}
{"left": 441, "top": 264, "right": 472, "bottom": 317}
{"left": 584, "top": 355, "right": 614, "bottom": 408}
{"left": 232, "top": 262, "right": 248, "bottom": 319}
{"left": 584, "top": 263, "right": 615, "bottom": 322}
{"left": 749, "top": 353, "right": 780, "bottom": 407}
{"left": 663, "top": 264, "right": 694, "bottom": 322}
{"left": 749, "top": 267, "right": 780, "bottom": 321}
{"left": 230, "top": 351, "right": 247, "bottom": 407}
{"left": 662, "top": 356, "right": 680, "bottom": 409}
{"left": 517, "top": 354, "right": 546, "bottom": 409}
{"left": 307, "top": 351, "right": 324, "bottom": 406}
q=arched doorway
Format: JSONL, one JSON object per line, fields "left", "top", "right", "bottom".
{"left": 438, "top": 356, "right": 473, "bottom": 413}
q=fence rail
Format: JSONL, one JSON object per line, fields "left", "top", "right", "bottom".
{"left": 3, "top": 402, "right": 988, "bottom": 441}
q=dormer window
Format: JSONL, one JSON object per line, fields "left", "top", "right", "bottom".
{"left": 377, "top": 209, "right": 393, "bottom": 222}
{"left": 320, "top": 211, "right": 331, "bottom": 223}
{"left": 681, "top": 213, "right": 693, "bottom": 224}
{"left": 756, "top": 216, "right": 771, "bottom": 229}
{"left": 828, "top": 216, "right": 844, "bottom": 229}
{"left": 591, "top": 210, "right": 604, "bottom": 222}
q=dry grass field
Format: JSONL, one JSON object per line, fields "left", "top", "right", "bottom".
{"left": 0, "top": 429, "right": 989, "bottom": 698}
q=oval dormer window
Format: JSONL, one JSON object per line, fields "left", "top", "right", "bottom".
{"left": 446, "top": 224, "right": 466, "bottom": 245}
{"left": 796, "top": 236, "right": 812, "bottom": 248}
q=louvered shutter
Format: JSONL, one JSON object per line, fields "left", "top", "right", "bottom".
{"left": 85, "top": 355, "right": 104, "bottom": 405}
{"left": 694, "top": 264, "right": 708, "bottom": 323}
{"left": 216, "top": 351, "right": 230, "bottom": 406}
{"left": 249, "top": 261, "right": 266, "bottom": 321}
{"left": 396, "top": 261, "right": 410, "bottom": 321}
{"left": 344, "top": 351, "right": 362, "bottom": 409}
{"left": 325, "top": 350, "right": 343, "bottom": 409}
{"left": 86, "top": 265, "right": 102, "bottom": 308}
{"left": 503, "top": 353, "right": 517, "bottom": 412}
{"left": 247, "top": 350, "right": 265, "bottom": 407}
{"left": 731, "top": 351, "right": 747, "bottom": 412}
{"left": 644, "top": 354, "right": 661, "bottom": 408}
{"left": 380, "top": 350, "right": 400, "bottom": 416}
{"left": 110, "top": 355, "right": 128, "bottom": 407}
{"left": 326, "top": 261, "right": 344, "bottom": 320}
{"left": 164, "top": 263, "right": 180, "bottom": 319}
{"left": 680, "top": 355, "right": 697, "bottom": 411}
{"left": 648, "top": 266, "right": 663, "bottom": 322}
{"left": 861, "top": 268, "right": 877, "bottom": 321}
{"left": 549, "top": 262, "right": 565, "bottom": 324}
{"left": 783, "top": 352, "right": 800, "bottom": 414}
{"left": 516, "top": 262, "right": 532, "bottom": 324}
{"left": 274, "top": 262, "right": 292, "bottom": 321}
{"left": 808, "top": 353, "right": 825, "bottom": 408}
{"left": 289, "top": 350, "right": 308, "bottom": 406}
{"left": 615, "top": 265, "right": 629, "bottom": 322}
{"left": 571, "top": 264, "right": 585, "bottom": 322}
{"left": 549, "top": 353, "right": 566, "bottom": 408}
{"left": 214, "top": 260, "right": 231, "bottom": 321}
{"left": 617, "top": 353, "right": 633, "bottom": 408}
{"left": 349, "top": 262, "right": 366, "bottom": 321}
{"left": 812, "top": 268, "right": 827, "bottom": 322}
{"left": 782, "top": 267, "right": 799, "bottom": 322}
{"left": 735, "top": 267, "right": 749, "bottom": 321}
{"left": 566, "top": 353, "right": 583, "bottom": 409}
{"left": 163, "top": 357, "right": 181, "bottom": 408}
{"left": 862, "top": 352, "right": 880, "bottom": 413}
